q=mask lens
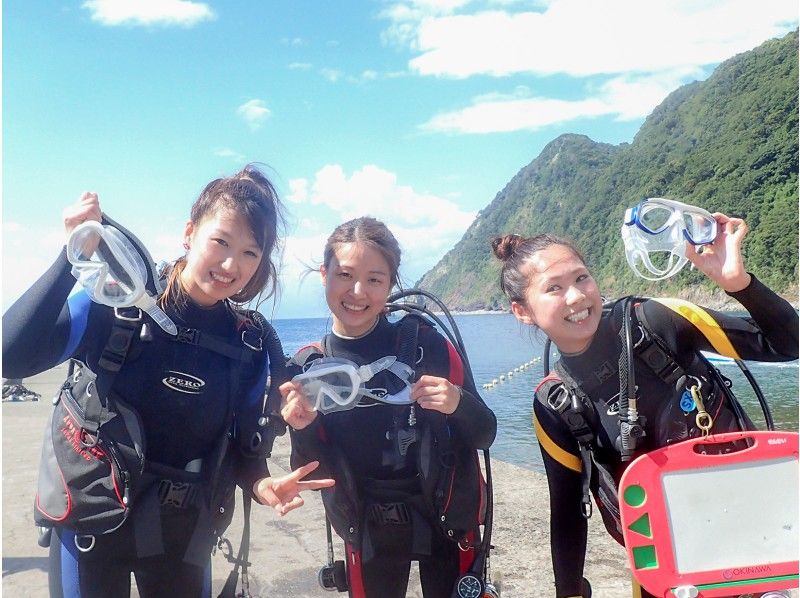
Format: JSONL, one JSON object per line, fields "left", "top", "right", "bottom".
{"left": 95, "top": 239, "right": 137, "bottom": 291}
{"left": 294, "top": 362, "right": 360, "bottom": 413}
{"left": 67, "top": 221, "right": 148, "bottom": 307}
{"left": 682, "top": 213, "right": 716, "bottom": 245}
{"left": 69, "top": 227, "right": 104, "bottom": 263}
{"left": 638, "top": 204, "right": 673, "bottom": 233}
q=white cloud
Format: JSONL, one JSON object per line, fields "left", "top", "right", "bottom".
{"left": 286, "top": 164, "right": 476, "bottom": 285}
{"left": 287, "top": 178, "right": 309, "bottom": 204}
{"left": 288, "top": 62, "right": 313, "bottom": 70}
{"left": 321, "top": 68, "right": 343, "bottom": 83}
{"left": 384, "top": 0, "right": 798, "bottom": 78}
{"left": 237, "top": 99, "right": 272, "bottom": 131}
{"left": 2, "top": 222, "right": 67, "bottom": 311}
{"left": 420, "top": 70, "right": 697, "bottom": 133}
{"left": 214, "top": 147, "right": 246, "bottom": 162}
{"left": 82, "top": 0, "right": 214, "bottom": 27}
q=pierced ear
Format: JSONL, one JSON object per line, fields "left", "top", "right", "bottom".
{"left": 511, "top": 301, "right": 535, "bottom": 325}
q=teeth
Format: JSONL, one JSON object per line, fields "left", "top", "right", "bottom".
{"left": 566, "top": 309, "right": 589, "bottom": 323}
{"left": 211, "top": 272, "right": 233, "bottom": 284}
{"left": 343, "top": 302, "right": 367, "bottom": 312}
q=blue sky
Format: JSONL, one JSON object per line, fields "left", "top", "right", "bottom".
{"left": 3, "top": 0, "right": 797, "bottom": 319}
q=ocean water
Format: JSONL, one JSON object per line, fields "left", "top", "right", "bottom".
{"left": 272, "top": 313, "right": 799, "bottom": 473}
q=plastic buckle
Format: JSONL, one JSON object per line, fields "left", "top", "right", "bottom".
{"left": 369, "top": 502, "right": 410, "bottom": 525}
{"left": 242, "top": 329, "right": 263, "bottom": 352}
{"left": 158, "top": 480, "right": 196, "bottom": 508}
{"left": 176, "top": 327, "right": 200, "bottom": 345}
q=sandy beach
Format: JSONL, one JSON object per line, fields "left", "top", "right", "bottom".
{"left": 1, "top": 365, "right": 777, "bottom": 598}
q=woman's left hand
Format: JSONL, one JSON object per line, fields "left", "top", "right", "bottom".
{"left": 411, "top": 375, "right": 461, "bottom": 415}
{"left": 685, "top": 213, "right": 752, "bottom": 292}
{"left": 253, "top": 461, "right": 335, "bottom": 516}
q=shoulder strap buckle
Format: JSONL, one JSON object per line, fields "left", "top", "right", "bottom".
{"left": 113, "top": 307, "right": 143, "bottom": 322}
{"left": 547, "top": 384, "right": 571, "bottom": 413}
{"left": 176, "top": 327, "right": 200, "bottom": 345}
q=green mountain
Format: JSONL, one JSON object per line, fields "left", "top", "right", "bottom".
{"left": 417, "top": 30, "right": 798, "bottom": 310}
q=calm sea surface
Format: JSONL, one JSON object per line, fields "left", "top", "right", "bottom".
{"left": 272, "top": 313, "right": 799, "bottom": 473}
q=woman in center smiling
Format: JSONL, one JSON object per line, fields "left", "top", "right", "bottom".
{"left": 280, "top": 217, "right": 496, "bottom": 598}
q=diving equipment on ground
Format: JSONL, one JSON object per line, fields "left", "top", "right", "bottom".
{"left": 622, "top": 198, "right": 717, "bottom": 281}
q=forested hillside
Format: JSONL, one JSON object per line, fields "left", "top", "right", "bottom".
{"left": 418, "top": 31, "right": 798, "bottom": 310}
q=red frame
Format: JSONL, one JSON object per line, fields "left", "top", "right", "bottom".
{"left": 619, "top": 431, "right": 799, "bottom": 597}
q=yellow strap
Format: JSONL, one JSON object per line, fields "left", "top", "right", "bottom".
{"left": 533, "top": 412, "right": 582, "bottom": 473}
{"left": 652, "top": 298, "right": 742, "bottom": 359}
{"left": 631, "top": 574, "right": 643, "bottom": 598}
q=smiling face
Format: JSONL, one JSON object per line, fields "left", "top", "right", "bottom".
{"left": 510, "top": 244, "right": 603, "bottom": 354}
{"left": 180, "top": 208, "right": 263, "bottom": 306}
{"left": 321, "top": 241, "right": 393, "bottom": 337}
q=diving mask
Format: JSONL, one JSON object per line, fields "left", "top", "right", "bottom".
{"left": 622, "top": 197, "right": 717, "bottom": 281}
{"left": 292, "top": 355, "right": 414, "bottom": 414}
{"left": 67, "top": 220, "right": 177, "bottom": 335}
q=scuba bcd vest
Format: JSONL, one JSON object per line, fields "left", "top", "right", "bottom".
{"left": 35, "top": 214, "right": 288, "bottom": 598}
{"left": 537, "top": 296, "right": 766, "bottom": 543}
{"left": 299, "top": 288, "right": 498, "bottom": 598}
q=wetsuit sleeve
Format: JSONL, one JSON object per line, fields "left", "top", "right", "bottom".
{"left": 234, "top": 450, "right": 270, "bottom": 499}
{"left": 2, "top": 248, "right": 94, "bottom": 378}
{"left": 422, "top": 327, "right": 497, "bottom": 449}
{"left": 533, "top": 386, "right": 589, "bottom": 598}
{"left": 641, "top": 273, "right": 798, "bottom": 362}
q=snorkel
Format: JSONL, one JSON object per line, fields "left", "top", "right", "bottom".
{"left": 66, "top": 215, "right": 177, "bottom": 335}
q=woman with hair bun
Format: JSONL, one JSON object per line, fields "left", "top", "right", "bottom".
{"left": 491, "top": 218, "right": 797, "bottom": 598}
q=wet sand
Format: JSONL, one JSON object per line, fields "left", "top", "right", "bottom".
{"left": 0, "top": 366, "right": 665, "bottom": 596}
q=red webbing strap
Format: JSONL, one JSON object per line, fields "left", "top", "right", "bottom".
{"left": 345, "top": 543, "right": 366, "bottom": 598}
{"left": 446, "top": 341, "right": 465, "bottom": 386}
{"left": 458, "top": 529, "right": 477, "bottom": 575}
{"left": 535, "top": 371, "right": 561, "bottom": 393}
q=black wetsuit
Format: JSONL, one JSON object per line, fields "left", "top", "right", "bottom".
{"left": 533, "top": 275, "right": 799, "bottom": 598}
{"left": 3, "top": 250, "right": 271, "bottom": 598}
{"left": 289, "top": 316, "right": 497, "bottom": 598}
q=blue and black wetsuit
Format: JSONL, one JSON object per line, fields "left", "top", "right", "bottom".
{"left": 3, "top": 249, "right": 271, "bottom": 598}
{"left": 289, "top": 315, "right": 497, "bottom": 598}
{"left": 533, "top": 275, "right": 798, "bottom": 598}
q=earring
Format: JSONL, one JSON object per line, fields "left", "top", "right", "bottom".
{"left": 183, "top": 242, "right": 190, "bottom": 252}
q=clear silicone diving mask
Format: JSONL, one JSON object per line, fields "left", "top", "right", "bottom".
{"left": 292, "top": 355, "right": 414, "bottom": 414}
{"left": 622, "top": 197, "right": 717, "bottom": 281}
{"left": 67, "top": 220, "right": 177, "bottom": 335}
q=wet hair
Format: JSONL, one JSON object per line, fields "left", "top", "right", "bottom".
{"left": 162, "top": 163, "right": 284, "bottom": 308}
{"left": 491, "top": 233, "right": 586, "bottom": 305}
{"left": 323, "top": 217, "right": 401, "bottom": 288}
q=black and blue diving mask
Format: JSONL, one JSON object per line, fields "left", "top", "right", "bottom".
{"left": 66, "top": 214, "right": 177, "bottom": 335}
